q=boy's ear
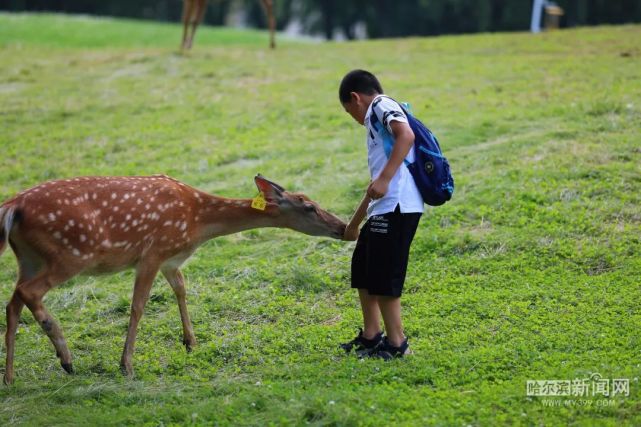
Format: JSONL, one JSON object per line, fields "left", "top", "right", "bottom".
{"left": 254, "top": 174, "right": 285, "bottom": 202}
{"left": 350, "top": 91, "right": 360, "bottom": 104}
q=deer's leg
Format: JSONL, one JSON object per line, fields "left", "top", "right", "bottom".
{"left": 162, "top": 268, "right": 196, "bottom": 352}
{"left": 262, "top": 0, "right": 276, "bottom": 49}
{"left": 15, "top": 270, "right": 75, "bottom": 377}
{"left": 181, "top": 0, "right": 195, "bottom": 50}
{"left": 4, "top": 291, "right": 24, "bottom": 385}
{"left": 187, "top": 0, "right": 207, "bottom": 49}
{"left": 120, "top": 261, "right": 160, "bottom": 377}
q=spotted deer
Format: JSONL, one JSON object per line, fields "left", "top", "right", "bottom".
{"left": 0, "top": 174, "right": 346, "bottom": 384}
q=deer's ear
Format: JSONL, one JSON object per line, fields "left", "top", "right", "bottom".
{"left": 254, "top": 175, "right": 284, "bottom": 202}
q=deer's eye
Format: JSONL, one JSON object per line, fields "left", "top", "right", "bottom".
{"left": 304, "top": 203, "right": 316, "bottom": 212}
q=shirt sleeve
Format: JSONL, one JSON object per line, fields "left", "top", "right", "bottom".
{"left": 372, "top": 96, "right": 408, "bottom": 134}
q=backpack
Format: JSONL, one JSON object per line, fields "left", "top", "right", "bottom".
{"left": 370, "top": 97, "right": 454, "bottom": 206}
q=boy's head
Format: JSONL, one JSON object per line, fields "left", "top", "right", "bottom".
{"left": 339, "top": 70, "right": 383, "bottom": 125}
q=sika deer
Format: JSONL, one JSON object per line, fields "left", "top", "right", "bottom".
{"left": 0, "top": 174, "right": 346, "bottom": 384}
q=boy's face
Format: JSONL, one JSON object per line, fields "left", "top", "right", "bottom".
{"left": 342, "top": 92, "right": 368, "bottom": 126}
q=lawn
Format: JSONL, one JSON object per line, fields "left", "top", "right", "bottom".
{"left": 0, "top": 12, "right": 640, "bottom": 426}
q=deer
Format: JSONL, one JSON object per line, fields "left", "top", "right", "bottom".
{"left": 0, "top": 174, "right": 346, "bottom": 385}
{"left": 181, "top": 0, "right": 276, "bottom": 50}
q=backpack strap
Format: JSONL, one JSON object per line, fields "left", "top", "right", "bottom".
{"left": 369, "top": 96, "right": 412, "bottom": 166}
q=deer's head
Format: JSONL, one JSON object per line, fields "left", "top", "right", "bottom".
{"left": 254, "top": 175, "right": 346, "bottom": 239}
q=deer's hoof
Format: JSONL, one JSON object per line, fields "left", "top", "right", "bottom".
{"left": 119, "top": 363, "right": 133, "bottom": 377}
{"left": 183, "top": 338, "right": 196, "bottom": 353}
{"left": 3, "top": 373, "right": 14, "bottom": 386}
{"left": 61, "top": 362, "right": 74, "bottom": 374}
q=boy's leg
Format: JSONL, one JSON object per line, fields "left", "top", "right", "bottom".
{"left": 358, "top": 288, "right": 382, "bottom": 338}
{"left": 367, "top": 208, "right": 421, "bottom": 357}
{"left": 378, "top": 296, "right": 404, "bottom": 347}
{"left": 341, "top": 221, "right": 384, "bottom": 354}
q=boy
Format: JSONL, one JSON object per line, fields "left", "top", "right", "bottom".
{"left": 339, "top": 70, "right": 423, "bottom": 359}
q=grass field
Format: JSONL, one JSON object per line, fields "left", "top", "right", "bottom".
{"left": 1, "top": 12, "right": 640, "bottom": 426}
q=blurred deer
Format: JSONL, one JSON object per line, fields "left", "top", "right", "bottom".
{"left": 1, "top": 175, "right": 345, "bottom": 384}
{"left": 181, "top": 0, "right": 276, "bottom": 50}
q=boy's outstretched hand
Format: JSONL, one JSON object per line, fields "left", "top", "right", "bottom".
{"left": 343, "top": 193, "right": 371, "bottom": 241}
{"left": 343, "top": 222, "right": 360, "bottom": 241}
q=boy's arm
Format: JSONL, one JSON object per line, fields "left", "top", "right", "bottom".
{"left": 343, "top": 193, "right": 371, "bottom": 241}
{"left": 367, "top": 121, "right": 415, "bottom": 199}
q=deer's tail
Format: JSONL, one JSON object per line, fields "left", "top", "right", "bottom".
{"left": 0, "top": 205, "right": 16, "bottom": 258}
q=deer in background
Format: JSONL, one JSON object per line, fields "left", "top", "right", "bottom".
{"left": 181, "top": 0, "right": 276, "bottom": 50}
{"left": 0, "top": 175, "right": 345, "bottom": 384}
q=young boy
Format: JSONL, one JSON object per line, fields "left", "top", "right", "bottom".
{"left": 339, "top": 69, "right": 423, "bottom": 359}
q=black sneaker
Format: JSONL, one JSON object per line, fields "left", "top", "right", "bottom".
{"left": 372, "top": 337, "right": 411, "bottom": 360}
{"left": 340, "top": 328, "right": 383, "bottom": 357}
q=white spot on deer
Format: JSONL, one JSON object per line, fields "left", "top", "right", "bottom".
{"left": 56, "top": 199, "right": 61, "bottom": 205}
{"left": 163, "top": 220, "right": 172, "bottom": 226}
{"left": 101, "top": 240, "right": 112, "bottom": 248}
{"left": 53, "top": 231, "right": 62, "bottom": 239}
{"left": 145, "top": 204, "right": 151, "bottom": 210}
{"left": 124, "top": 193, "right": 130, "bottom": 200}
{"left": 180, "top": 222, "right": 187, "bottom": 231}
{"left": 111, "top": 193, "right": 117, "bottom": 199}
{"left": 72, "top": 248, "right": 81, "bottom": 256}
{"left": 48, "top": 213, "right": 56, "bottom": 221}
{"left": 137, "top": 199, "right": 143, "bottom": 205}
{"left": 64, "top": 199, "right": 69, "bottom": 205}
{"left": 39, "top": 215, "right": 47, "bottom": 223}
{"left": 126, "top": 214, "right": 132, "bottom": 220}
{"left": 68, "top": 219, "right": 75, "bottom": 227}
{"left": 102, "top": 201, "right": 108, "bottom": 207}
{"left": 62, "top": 238, "right": 69, "bottom": 244}
{"left": 84, "top": 193, "right": 89, "bottom": 200}
{"left": 79, "top": 234, "right": 86, "bottom": 242}
{"left": 113, "top": 206, "right": 119, "bottom": 212}
{"left": 92, "top": 193, "right": 97, "bottom": 200}
{"left": 160, "top": 236, "right": 167, "bottom": 242}
{"left": 132, "top": 220, "right": 138, "bottom": 226}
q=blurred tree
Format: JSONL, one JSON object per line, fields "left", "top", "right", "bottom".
{"left": 2, "top": 0, "right": 641, "bottom": 38}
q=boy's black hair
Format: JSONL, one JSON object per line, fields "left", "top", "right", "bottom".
{"left": 339, "top": 70, "right": 384, "bottom": 104}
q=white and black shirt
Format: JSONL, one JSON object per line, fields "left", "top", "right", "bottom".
{"left": 364, "top": 95, "right": 424, "bottom": 218}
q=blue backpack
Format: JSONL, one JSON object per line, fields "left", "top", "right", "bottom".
{"left": 370, "top": 97, "right": 454, "bottom": 206}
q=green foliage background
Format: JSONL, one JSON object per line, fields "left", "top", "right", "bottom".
{"left": 1, "top": 13, "right": 640, "bottom": 426}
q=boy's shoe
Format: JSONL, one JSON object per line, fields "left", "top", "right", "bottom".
{"left": 372, "top": 337, "right": 411, "bottom": 360}
{"left": 340, "top": 328, "right": 383, "bottom": 357}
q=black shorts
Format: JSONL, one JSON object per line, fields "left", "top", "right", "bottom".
{"left": 351, "top": 205, "right": 421, "bottom": 297}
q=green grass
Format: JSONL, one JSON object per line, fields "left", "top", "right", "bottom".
{"left": 1, "top": 12, "right": 640, "bottom": 426}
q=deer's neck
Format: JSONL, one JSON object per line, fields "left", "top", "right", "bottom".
{"left": 197, "top": 196, "right": 282, "bottom": 240}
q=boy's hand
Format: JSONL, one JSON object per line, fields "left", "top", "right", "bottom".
{"left": 343, "top": 222, "right": 360, "bottom": 241}
{"left": 367, "top": 177, "right": 390, "bottom": 200}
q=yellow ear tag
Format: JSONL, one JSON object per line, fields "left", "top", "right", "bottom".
{"left": 251, "top": 192, "right": 267, "bottom": 211}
